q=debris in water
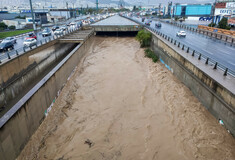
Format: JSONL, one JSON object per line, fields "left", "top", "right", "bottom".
{"left": 84, "top": 139, "right": 94, "bottom": 148}
{"left": 219, "top": 119, "right": 224, "bottom": 125}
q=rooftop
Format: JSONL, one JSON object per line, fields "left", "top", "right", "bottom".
{"left": 92, "top": 15, "right": 139, "bottom": 26}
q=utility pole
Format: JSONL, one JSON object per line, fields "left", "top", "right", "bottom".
{"left": 66, "top": 2, "right": 69, "bottom": 19}
{"left": 29, "top": 0, "right": 36, "bottom": 31}
{"left": 96, "top": 0, "right": 98, "bottom": 13}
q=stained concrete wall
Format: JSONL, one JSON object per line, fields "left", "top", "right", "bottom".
{"left": 0, "top": 42, "right": 77, "bottom": 112}
{"left": 93, "top": 25, "right": 142, "bottom": 32}
{"left": 0, "top": 35, "right": 94, "bottom": 160}
{"left": 150, "top": 30, "right": 235, "bottom": 136}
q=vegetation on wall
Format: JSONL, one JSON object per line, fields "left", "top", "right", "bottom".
{"left": 136, "top": 29, "right": 152, "bottom": 48}
{"left": 144, "top": 48, "right": 158, "bottom": 63}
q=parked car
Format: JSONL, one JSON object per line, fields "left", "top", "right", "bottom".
{"left": 77, "top": 21, "right": 83, "bottom": 27}
{"left": 2, "top": 37, "right": 17, "bottom": 44}
{"left": 61, "top": 26, "right": 67, "bottom": 31}
{"left": 70, "top": 22, "right": 76, "bottom": 26}
{"left": 89, "top": 19, "right": 95, "bottom": 24}
{"left": 52, "top": 26, "right": 59, "bottom": 31}
{"left": 155, "top": 22, "right": 161, "bottom": 28}
{"left": 0, "top": 41, "right": 14, "bottom": 52}
{"left": 54, "top": 29, "right": 63, "bottom": 35}
{"left": 42, "top": 28, "right": 52, "bottom": 37}
{"left": 27, "top": 33, "right": 37, "bottom": 40}
{"left": 176, "top": 31, "right": 186, "bottom": 37}
{"left": 23, "top": 38, "right": 37, "bottom": 47}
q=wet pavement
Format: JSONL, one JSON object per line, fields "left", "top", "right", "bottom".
{"left": 135, "top": 17, "right": 235, "bottom": 72}
{"left": 18, "top": 37, "right": 235, "bottom": 160}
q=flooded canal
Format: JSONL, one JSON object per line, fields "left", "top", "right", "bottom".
{"left": 18, "top": 37, "right": 235, "bottom": 160}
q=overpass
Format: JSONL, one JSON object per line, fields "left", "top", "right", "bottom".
{"left": 0, "top": 15, "right": 234, "bottom": 160}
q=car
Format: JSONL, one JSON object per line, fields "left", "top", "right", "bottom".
{"left": 77, "top": 21, "right": 83, "bottom": 27}
{"left": 0, "top": 41, "right": 14, "bottom": 52}
{"left": 142, "top": 17, "right": 145, "bottom": 22}
{"left": 89, "top": 19, "right": 95, "bottom": 24}
{"left": 42, "top": 28, "right": 52, "bottom": 37}
{"left": 52, "top": 26, "right": 59, "bottom": 31}
{"left": 2, "top": 37, "right": 17, "bottom": 44}
{"left": 27, "top": 33, "right": 37, "bottom": 40}
{"left": 176, "top": 31, "right": 186, "bottom": 37}
{"left": 54, "top": 29, "right": 63, "bottom": 35}
{"left": 155, "top": 22, "right": 161, "bottom": 28}
{"left": 145, "top": 20, "right": 151, "bottom": 26}
{"left": 70, "top": 22, "right": 76, "bottom": 26}
{"left": 60, "top": 26, "right": 67, "bottom": 31}
{"left": 23, "top": 38, "right": 37, "bottom": 47}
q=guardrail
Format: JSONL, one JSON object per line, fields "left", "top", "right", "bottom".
{"left": 0, "top": 26, "right": 80, "bottom": 64}
{"left": 124, "top": 16, "right": 235, "bottom": 78}
{"left": 160, "top": 20, "right": 235, "bottom": 46}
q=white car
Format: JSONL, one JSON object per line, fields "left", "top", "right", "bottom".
{"left": 2, "top": 37, "right": 17, "bottom": 44}
{"left": 23, "top": 38, "right": 37, "bottom": 47}
{"left": 176, "top": 31, "right": 186, "bottom": 37}
{"left": 54, "top": 29, "right": 63, "bottom": 35}
{"left": 70, "top": 22, "right": 76, "bottom": 26}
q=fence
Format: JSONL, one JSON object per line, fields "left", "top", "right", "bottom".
{"left": 124, "top": 16, "right": 235, "bottom": 78}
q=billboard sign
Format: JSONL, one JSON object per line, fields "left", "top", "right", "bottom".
{"left": 215, "top": 8, "right": 232, "bottom": 16}
{"left": 226, "top": 2, "right": 235, "bottom": 8}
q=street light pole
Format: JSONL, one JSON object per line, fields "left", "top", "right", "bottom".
{"left": 29, "top": 0, "right": 36, "bottom": 31}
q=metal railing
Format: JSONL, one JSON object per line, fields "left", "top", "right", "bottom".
{"left": 0, "top": 27, "right": 80, "bottom": 64}
{"left": 160, "top": 20, "right": 235, "bottom": 46}
{"left": 124, "top": 16, "right": 235, "bottom": 78}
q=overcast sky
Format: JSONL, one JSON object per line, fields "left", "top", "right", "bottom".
{"left": 125, "top": 0, "right": 215, "bottom": 5}
{"left": 0, "top": 0, "right": 216, "bottom": 7}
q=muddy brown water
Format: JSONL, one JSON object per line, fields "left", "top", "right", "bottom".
{"left": 18, "top": 37, "right": 235, "bottom": 160}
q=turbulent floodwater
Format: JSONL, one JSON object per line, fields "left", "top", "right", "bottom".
{"left": 18, "top": 37, "right": 235, "bottom": 160}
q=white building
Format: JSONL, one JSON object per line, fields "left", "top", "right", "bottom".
{"left": 2, "top": 19, "right": 26, "bottom": 29}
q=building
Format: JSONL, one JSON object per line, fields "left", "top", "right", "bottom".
{"left": 174, "top": 4, "right": 212, "bottom": 17}
{"left": 213, "top": 1, "right": 235, "bottom": 24}
{"left": 2, "top": 19, "right": 26, "bottom": 29}
{"left": 167, "top": 2, "right": 173, "bottom": 16}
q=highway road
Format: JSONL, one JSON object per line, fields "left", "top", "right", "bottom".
{"left": 0, "top": 15, "right": 89, "bottom": 63}
{"left": 134, "top": 17, "right": 235, "bottom": 72}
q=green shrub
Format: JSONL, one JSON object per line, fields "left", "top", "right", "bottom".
{"left": 218, "top": 17, "right": 231, "bottom": 30}
{"left": 8, "top": 25, "right": 16, "bottom": 30}
{"left": 136, "top": 30, "right": 152, "bottom": 48}
{"left": 208, "top": 22, "right": 216, "bottom": 27}
{"left": 144, "top": 48, "right": 158, "bottom": 63}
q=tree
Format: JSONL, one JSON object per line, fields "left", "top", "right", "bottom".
{"left": 0, "top": 22, "right": 8, "bottom": 31}
{"left": 208, "top": 22, "right": 216, "bottom": 27}
{"left": 218, "top": 17, "right": 231, "bottom": 30}
{"left": 9, "top": 25, "right": 16, "bottom": 30}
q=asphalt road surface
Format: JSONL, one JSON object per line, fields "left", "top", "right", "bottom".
{"left": 134, "top": 17, "right": 235, "bottom": 72}
{"left": 0, "top": 16, "right": 88, "bottom": 62}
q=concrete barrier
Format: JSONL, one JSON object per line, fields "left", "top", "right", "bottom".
{"left": 0, "top": 42, "right": 77, "bottom": 114}
{"left": 92, "top": 25, "right": 142, "bottom": 32}
{"left": 0, "top": 34, "right": 94, "bottom": 160}
{"left": 149, "top": 29, "right": 235, "bottom": 136}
